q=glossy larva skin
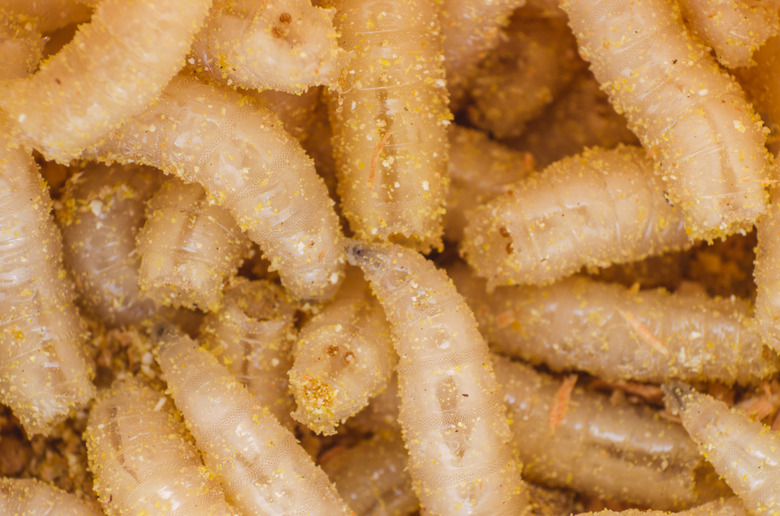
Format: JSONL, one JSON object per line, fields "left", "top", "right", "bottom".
{"left": 86, "top": 377, "right": 238, "bottom": 516}
{"left": 90, "top": 76, "right": 345, "bottom": 302}
{"left": 561, "top": 0, "right": 771, "bottom": 240}
{"left": 578, "top": 497, "right": 747, "bottom": 516}
{"left": 461, "top": 146, "right": 690, "bottom": 288}
{"left": 0, "top": 477, "right": 102, "bottom": 516}
{"left": 665, "top": 383, "right": 780, "bottom": 515}
{"left": 156, "top": 328, "right": 352, "bottom": 516}
{"left": 329, "top": 0, "right": 451, "bottom": 252}
{"left": 289, "top": 267, "right": 395, "bottom": 435}
{"left": 346, "top": 241, "right": 530, "bottom": 516}
{"left": 0, "top": 0, "right": 212, "bottom": 163}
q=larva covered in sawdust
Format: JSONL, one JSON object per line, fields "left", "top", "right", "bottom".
{"left": 89, "top": 76, "right": 345, "bottom": 302}
{"left": 754, "top": 187, "right": 780, "bottom": 351}
{"left": 0, "top": 477, "right": 102, "bottom": 516}
{"left": 561, "top": 0, "right": 772, "bottom": 239}
{"left": 86, "top": 376, "right": 237, "bottom": 515}
{"left": 346, "top": 241, "right": 529, "bottom": 515}
{"left": 578, "top": 497, "right": 747, "bottom": 516}
{"left": 289, "top": 267, "right": 395, "bottom": 435}
{"left": 328, "top": 0, "right": 451, "bottom": 252}
{"left": 0, "top": 0, "right": 212, "bottom": 163}
{"left": 664, "top": 383, "right": 780, "bottom": 515}
{"left": 461, "top": 146, "right": 690, "bottom": 288}
{"left": 155, "top": 326, "right": 351, "bottom": 515}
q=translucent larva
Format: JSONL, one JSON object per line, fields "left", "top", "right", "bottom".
{"left": 461, "top": 146, "right": 690, "bottom": 288}
{"left": 0, "top": 477, "right": 102, "bottom": 516}
{"left": 289, "top": 267, "right": 395, "bottom": 435}
{"left": 346, "top": 241, "right": 530, "bottom": 515}
{"left": 561, "top": 0, "right": 772, "bottom": 239}
{"left": 155, "top": 326, "right": 352, "bottom": 515}
{"left": 664, "top": 383, "right": 780, "bottom": 515}
{"left": 577, "top": 497, "right": 747, "bottom": 516}
{"left": 329, "top": 0, "right": 451, "bottom": 252}
{"left": 89, "top": 75, "right": 345, "bottom": 302}
{"left": 85, "top": 376, "right": 238, "bottom": 515}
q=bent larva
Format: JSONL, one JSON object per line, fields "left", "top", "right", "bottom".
{"left": 0, "top": 477, "right": 102, "bottom": 516}
{"left": 89, "top": 75, "right": 345, "bottom": 302}
{"left": 664, "top": 383, "right": 780, "bottom": 515}
{"left": 578, "top": 497, "right": 747, "bottom": 516}
{"left": 461, "top": 146, "right": 690, "bottom": 288}
{"left": 346, "top": 241, "right": 530, "bottom": 515}
{"left": 329, "top": 0, "right": 451, "bottom": 252}
{"left": 561, "top": 0, "right": 772, "bottom": 239}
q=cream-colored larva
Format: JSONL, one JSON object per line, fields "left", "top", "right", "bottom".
{"left": 199, "top": 279, "right": 298, "bottom": 429}
{"left": 561, "top": 0, "right": 772, "bottom": 240}
{"left": 461, "top": 146, "right": 690, "bottom": 288}
{"left": 0, "top": 13, "right": 44, "bottom": 80}
{"left": 155, "top": 326, "right": 352, "bottom": 515}
{"left": 85, "top": 376, "right": 238, "bottom": 515}
{"left": 664, "top": 383, "right": 780, "bottom": 515}
{"left": 289, "top": 266, "right": 395, "bottom": 435}
{"left": 0, "top": 0, "right": 212, "bottom": 163}
{"left": 89, "top": 75, "right": 345, "bottom": 302}
{"left": 754, "top": 186, "right": 780, "bottom": 352}
{"left": 1, "top": 0, "right": 92, "bottom": 32}
{"left": 346, "top": 241, "right": 530, "bottom": 515}
{"left": 449, "top": 262, "right": 778, "bottom": 384}
{"left": 328, "top": 0, "right": 451, "bottom": 252}
{"left": 577, "top": 497, "right": 747, "bottom": 516}
{"left": 0, "top": 477, "right": 102, "bottom": 516}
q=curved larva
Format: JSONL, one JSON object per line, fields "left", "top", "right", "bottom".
{"left": 0, "top": 477, "right": 102, "bottom": 516}
{"left": 85, "top": 376, "right": 238, "bottom": 515}
{"left": 346, "top": 241, "right": 530, "bottom": 515}
{"left": 199, "top": 279, "right": 298, "bottom": 429}
{"left": 664, "top": 383, "right": 780, "bottom": 515}
{"left": 449, "top": 262, "right": 778, "bottom": 384}
{"left": 754, "top": 187, "right": 780, "bottom": 352}
{"left": 155, "top": 327, "right": 352, "bottom": 515}
{"left": 461, "top": 145, "right": 690, "bottom": 288}
{"left": 329, "top": 0, "right": 451, "bottom": 252}
{"left": 289, "top": 267, "right": 395, "bottom": 435}
{"left": 89, "top": 75, "right": 346, "bottom": 302}
{"left": 0, "top": 0, "right": 212, "bottom": 164}
{"left": 576, "top": 497, "right": 747, "bottom": 516}
{"left": 561, "top": 0, "right": 772, "bottom": 240}
{"left": 1, "top": 0, "right": 92, "bottom": 32}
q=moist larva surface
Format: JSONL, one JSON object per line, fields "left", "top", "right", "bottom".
{"left": 0, "top": 477, "right": 101, "bottom": 516}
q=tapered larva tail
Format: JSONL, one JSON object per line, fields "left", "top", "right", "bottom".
{"left": 0, "top": 477, "right": 102, "bottom": 515}
{"left": 561, "top": 0, "right": 772, "bottom": 240}
{"left": 577, "top": 497, "right": 747, "bottom": 516}
{"left": 346, "top": 240, "right": 530, "bottom": 516}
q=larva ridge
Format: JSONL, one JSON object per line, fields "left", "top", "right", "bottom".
{"left": 0, "top": 477, "right": 102, "bottom": 516}
{"left": 578, "top": 497, "right": 747, "bottom": 516}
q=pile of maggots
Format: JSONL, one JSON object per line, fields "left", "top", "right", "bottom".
{"left": 2, "top": 0, "right": 780, "bottom": 514}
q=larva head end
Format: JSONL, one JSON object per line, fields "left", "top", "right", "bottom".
{"left": 662, "top": 381, "right": 695, "bottom": 415}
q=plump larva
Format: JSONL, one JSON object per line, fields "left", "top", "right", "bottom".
{"left": 329, "top": 0, "right": 451, "bottom": 252}
{"left": 0, "top": 477, "right": 102, "bottom": 515}
{"left": 85, "top": 376, "right": 238, "bottom": 516}
{"left": 346, "top": 241, "right": 530, "bottom": 515}
{"left": 577, "top": 497, "right": 747, "bottom": 516}
{"left": 561, "top": 0, "right": 772, "bottom": 239}
{"left": 461, "top": 146, "right": 690, "bottom": 288}
{"left": 190, "top": 0, "right": 347, "bottom": 94}
{"left": 289, "top": 267, "right": 395, "bottom": 435}
{"left": 155, "top": 326, "right": 352, "bottom": 515}
{"left": 664, "top": 383, "right": 780, "bottom": 515}
{"left": 0, "top": 0, "right": 212, "bottom": 163}
{"left": 199, "top": 279, "right": 298, "bottom": 429}
{"left": 450, "top": 263, "right": 778, "bottom": 384}
{"left": 89, "top": 76, "right": 345, "bottom": 301}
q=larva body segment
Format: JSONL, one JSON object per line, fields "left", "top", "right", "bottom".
{"left": 85, "top": 377, "right": 238, "bottom": 516}
{"left": 329, "top": 0, "right": 451, "bottom": 252}
{"left": 90, "top": 76, "right": 345, "bottom": 302}
{"left": 155, "top": 328, "right": 352, "bottom": 516}
{"left": 0, "top": 0, "right": 212, "bottom": 163}
{"left": 0, "top": 477, "right": 102, "bottom": 515}
{"left": 561, "top": 0, "right": 772, "bottom": 239}
{"left": 577, "top": 497, "right": 747, "bottom": 516}
{"left": 664, "top": 383, "right": 780, "bottom": 515}
{"left": 289, "top": 267, "right": 395, "bottom": 435}
{"left": 346, "top": 241, "right": 530, "bottom": 515}
{"left": 461, "top": 146, "right": 690, "bottom": 288}
{"left": 754, "top": 186, "right": 780, "bottom": 352}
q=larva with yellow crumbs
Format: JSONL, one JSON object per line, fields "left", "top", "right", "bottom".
{"left": 289, "top": 267, "right": 395, "bottom": 435}
{"left": 461, "top": 146, "right": 690, "bottom": 288}
{"left": 577, "top": 497, "right": 747, "bottom": 516}
{"left": 0, "top": 13, "right": 43, "bottom": 80}
{"left": 0, "top": 477, "right": 102, "bottom": 516}
{"left": 754, "top": 187, "right": 780, "bottom": 352}
{"left": 346, "top": 241, "right": 530, "bottom": 515}
{"left": 328, "top": 0, "right": 451, "bottom": 252}
{"left": 737, "top": 36, "right": 780, "bottom": 134}
{"left": 89, "top": 76, "right": 345, "bottom": 302}
{"left": 561, "top": 0, "right": 772, "bottom": 239}
{"left": 1, "top": 0, "right": 92, "bottom": 32}
{"left": 85, "top": 376, "right": 238, "bottom": 516}
{"left": 664, "top": 383, "right": 780, "bottom": 515}
{"left": 155, "top": 326, "right": 352, "bottom": 516}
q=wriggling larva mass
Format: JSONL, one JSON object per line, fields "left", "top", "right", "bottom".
{"left": 329, "top": 0, "right": 451, "bottom": 252}
{"left": 0, "top": 477, "right": 101, "bottom": 515}
{"left": 88, "top": 75, "right": 345, "bottom": 302}
{"left": 346, "top": 241, "right": 530, "bottom": 515}
{"left": 561, "top": 0, "right": 772, "bottom": 240}
{"left": 461, "top": 146, "right": 690, "bottom": 288}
